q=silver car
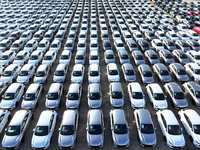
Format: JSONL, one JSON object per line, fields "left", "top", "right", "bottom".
{"left": 33, "top": 64, "right": 50, "bottom": 84}
{"left": 153, "top": 63, "right": 171, "bottom": 83}
{"left": 21, "top": 83, "right": 43, "bottom": 109}
{"left": 88, "top": 83, "right": 102, "bottom": 108}
{"left": 121, "top": 63, "right": 136, "bottom": 82}
{"left": 58, "top": 110, "right": 79, "bottom": 148}
{"left": 134, "top": 109, "right": 157, "bottom": 147}
{"left": 2, "top": 110, "right": 32, "bottom": 149}
{"left": 138, "top": 64, "right": 154, "bottom": 84}
{"left": 132, "top": 51, "right": 145, "bottom": 66}
{"left": 86, "top": 109, "right": 104, "bottom": 148}
{"left": 110, "top": 109, "right": 130, "bottom": 147}
{"left": 104, "top": 50, "right": 115, "bottom": 64}
{"left": 53, "top": 64, "right": 68, "bottom": 83}
{"left": 45, "top": 83, "right": 63, "bottom": 109}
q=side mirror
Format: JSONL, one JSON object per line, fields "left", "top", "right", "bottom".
{"left": 33, "top": 129, "right": 35, "bottom": 132}
{"left": 58, "top": 128, "right": 61, "bottom": 131}
{"left": 154, "top": 127, "right": 157, "bottom": 130}
{"left": 4, "top": 128, "right": 7, "bottom": 131}
{"left": 46, "top": 95, "right": 48, "bottom": 98}
{"left": 86, "top": 128, "right": 88, "bottom": 131}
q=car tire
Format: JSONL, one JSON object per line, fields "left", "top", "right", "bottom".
{"left": 164, "top": 136, "right": 167, "bottom": 142}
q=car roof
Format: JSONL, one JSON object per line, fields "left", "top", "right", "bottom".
{"left": 89, "top": 109, "right": 102, "bottom": 125}
{"left": 62, "top": 110, "right": 77, "bottom": 125}
{"left": 6, "top": 83, "right": 22, "bottom": 93}
{"left": 61, "top": 50, "right": 71, "bottom": 55}
{"left": 21, "top": 64, "right": 33, "bottom": 70}
{"left": 137, "top": 109, "right": 152, "bottom": 124}
{"left": 56, "top": 64, "right": 66, "bottom": 70}
{"left": 73, "top": 64, "right": 83, "bottom": 71}
{"left": 188, "top": 63, "right": 200, "bottom": 69}
{"left": 172, "top": 63, "right": 184, "bottom": 70}
{"left": 155, "top": 63, "right": 168, "bottom": 70}
{"left": 37, "top": 110, "right": 56, "bottom": 126}
{"left": 129, "top": 82, "right": 142, "bottom": 92}
{"left": 139, "top": 64, "right": 151, "bottom": 71}
{"left": 5, "top": 64, "right": 18, "bottom": 71}
{"left": 112, "top": 109, "right": 126, "bottom": 124}
{"left": 45, "top": 51, "right": 55, "bottom": 55}
{"left": 111, "top": 82, "right": 122, "bottom": 92}
{"left": 37, "top": 64, "right": 48, "bottom": 71}
{"left": 49, "top": 83, "right": 62, "bottom": 93}
{"left": 89, "top": 83, "right": 100, "bottom": 93}
{"left": 107, "top": 63, "right": 117, "bottom": 70}
{"left": 168, "top": 82, "right": 182, "bottom": 92}
{"left": 26, "top": 83, "right": 41, "bottom": 93}
{"left": 187, "top": 81, "right": 200, "bottom": 91}
{"left": 161, "top": 110, "right": 178, "bottom": 125}
{"left": 68, "top": 83, "right": 80, "bottom": 93}
{"left": 183, "top": 109, "right": 200, "bottom": 124}
{"left": 149, "top": 83, "right": 163, "bottom": 93}
{"left": 10, "top": 110, "right": 29, "bottom": 126}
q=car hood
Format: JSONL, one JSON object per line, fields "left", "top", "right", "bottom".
{"left": 113, "top": 133, "right": 129, "bottom": 146}
{"left": 144, "top": 77, "right": 154, "bottom": 83}
{"left": 166, "top": 59, "right": 175, "bottom": 64}
{"left": 140, "top": 133, "right": 156, "bottom": 146}
{"left": 0, "top": 60, "right": 8, "bottom": 65}
{"left": 59, "top": 134, "right": 75, "bottom": 147}
{"left": 67, "top": 100, "right": 79, "bottom": 108}
{"left": 154, "top": 100, "right": 168, "bottom": 108}
{"left": 0, "top": 100, "right": 15, "bottom": 108}
{"left": 32, "top": 135, "right": 49, "bottom": 148}
{"left": 132, "top": 98, "right": 145, "bottom": 108}
{"left": 89, "top": 76, "right": 100, "bottom": 82}
{"left": 87, "top": 133, "right": 103, "bottom": 146}
{"left": 111, "top": 98, "right": 124, "bottom": 107}
{"left": 21, "top": 100, "right": 36, "bottom": 109}
{"left": 126, "top": 75, "right": 136, "bottom": 81}
{"left": 106, "top": 59, "right": 115, "bottom": 64}
{"left": 175, "top": 99, "right": 188, "bottom": 107}
{"left": 178, "top": 75, "right": 189, "bottom": 81}
{"left": 34, "top": 77, "right": 45, "bottom": 83}
{"left": 167, "top": 134, "right": 185, "bottom": 147}
{"left": 17, "top": 76, "right": 29, "bottom": 82}
{"left": 71, "top": 76, "right": 83, "bottom": 83}
{"left": 161, "top": 75, "right": 171, "bottom": 82}
{"left": 46, "top": 99, "right": 59, "bottom": 108}
{"left": 89, "top": 99, "right": 101, "bottom": 108}
{"left": 2, "top": 135, "right": 20, "bottom": 148}
{"left": 109, "top": 75, "right": 120, "bottom": 82}
{"left": 0, "top": 76, "right": 12, "bottom": 83}
{"left": 136, "top": 60, "right": 145, "bottom": 65}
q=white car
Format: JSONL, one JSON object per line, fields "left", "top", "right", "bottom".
{"left": 59, "top": 50, "right": 71, "bottom": 65}
{"left": 178, "top": 109, "right": 200, "bottom": 148}
{"left": 24, "top": 40, "right": 38, "bottom": 52}
{"left": 127, "top": 82, "right": 145, "bottom": 108}
{"left": 89, "top": 51, "right": 99, "bottom": 64}
{"left": 49, "top": 40, "right": 61, "bottom": 53}
{"left": 187, "top": 30, "right": 200, "bottom": 40}
{"left": 20, "top": 31, "right": 32, "bottom": 42}
{"left": 184, "top": 63, "right": 200, "bottom": 82}
{"left": 186, "top": 51, "right": 200, "bottom": 65}
{"left": 121, "top": 63, "right": 136, "bottom": 82}
{"left": 106, "top": 63, "right": 120, "bottom": 82}
{"left": 13, "top": 51, "right": 29, "bottom": 66}
{"left": 33, "top": 64, "right": 50, "bottom": 84}
{"left": 0, "top": 109, "right": 10, "bottom": 133}
{"left": 146, "top": 83, "right": 168, "bottom": 110}
{"left": 0, "top": 83, "right": 25, "bottom": 110}
{"left": 151, "top": 39, "right": 165, "bottom": 51}
{"left": 32, "top": 110, "right": 57, "bottom": 149}
{"left": 0, "top": 50, "right": 15, "bottom": 67}
{"left": 71, "top": 64, "right": 85, "bottom": 84}
{"left": 36, "top": 40, "right": 49, "bottom": 53}
{"left": 88, "top": 64, "right": 100, "bottom": 83}
{"left": 28, "top": 50, "right": 43, "bottom": 66}
{"left": 42, "top": 51, "right": 57, "bottom": 66}
{"left": 156, "top": 109, "right": 185, "bottom": 148}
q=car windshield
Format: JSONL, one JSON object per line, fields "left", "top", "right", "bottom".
{"left": 178, "top": 69, "right": 186, "bottom": 75}
{"left": 91, "top": 56, "right": 98, "bottom": 60}
{"left": 193, "top": 125, "right": 200, "bottom": 134}
{"left": 109, "top": 70, "right": 118, "bottom": 75}
{"left": 61, "top": 125, "right": 75, "bottom": 135}
{"left": 38, "top": 44, "right": 46, "bottom": 47}
{"left": 0, "top": 43, "right": 6, "bottom": 47}
{"left": 51, "top": 44, "right": 58, "bottom": 48}
{"left": 143, "top": 71, "right": 152, "bottom": 77}
{"left": 3, "top": 71, "right": 12, "bottom": 77}
{"left": 89, "top": 125, "right": 102, "bottom": 135}
{"left": 180, "top": 54, "right": 188, "bottom": 59}
{"left": 55, "top": 70, "right": 65, "bottom": 76}
{"left": 165, "top": 54, "right": 173, "bottom": 59}
{"left": 132, "top": 92, "right": 143, "bottom": 99}
{"left": 48, "top": 93, "right": 59, "bottom": 100}
{"left": 24, "top": 93, "right": 35, "bottom": 100}
{"left": 90, "top": 71, "right": 99, "bottom": 76}
{"left": 112, "top": 92, "right": 123, "bottom": 99}
{"left": 0, "top": 55, "right": 8, "bottom": 60}
{"left": 76, "top": 55, "right": 84, "bottom": 60}
{"left": 89, "top": 92, "right": 100, "bottom": 100}
{"left": 91, "top": 44, "right": 97, "bottom": 47}
{"left": 12, "top": 44, "right": 19, "bottom": 48}
{"left": 44, "top": 56, "right": 52, "bottom": 60}
{"left": 174, "top": 92, "right": 185, "bottom": 99}
{"left": 19, "top": 71, "right": 29, "bottom": 76}
{"left": 154, "top": 93, "right": 165, "bottom": 100}
{"left": 6, "top": 126, "right": 20, "bottom": 136}
{"left": 141, "top": 124, "right": 154, "bottom": 134}
{"left": 105, "top": 43, "right": 111, "bottom": 47}
{"left": 168, "top": 125, "right": 182, "bottom": 135}
{"left": 61, "top": 55, "right": 69, "bottom": 59}
{"left": 68, "top": 93, "right": 79, "bottom": 100}
{"left": 151, "top": 54, "right": 158, "bottom": 59}
{"left": 26, "top": 43, "right": 33, "bottom": 48}
{"left": 106, "top": 55, "right": 114, "bottom": 59}
{"left": 15, "top": 55, "right": 24, "bottom": 60}
{"left": 78, "top": 43, "right": 85, "bottom": 47}
{"left": 36, "top": 71, "right": 45, "bottom": 77}
{"left": 160, "top": 70, "right": 169, "bottom": 76}
{"left": 73, "top": 71, "right": 82, "bottom": 76}
{"left": 35, "top": 126, "right": 49, "bottom": 136}
{"left": 121, "top": 55, "right": 128, "bottom": 59}
{"left": 195, "top": 69, "right": 200, "bottom": 75}
{"left": 30, "top": 55, "right": 38, "bottom": 60}
{"left": 156, "top": 42, "right": 163, "bottom": 46}
{"left": 125, "top": 70, "right": 134, "bottom": 75}
{"left": 136, "top": 55, "right": 143, "bottom": 60}
{"left": 114, "top": 124, "right": 128, "bottom": 134}
{"left": 3, "top": 93, "right": 15, "bottom": 100}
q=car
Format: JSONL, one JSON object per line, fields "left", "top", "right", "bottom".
{"left": 66, "top": 83, "right": 82, "bottom": 109}
{"left": 10, "top": 39, "right": 25, "bottom": 52}
{"left": 71, "top": 64, "right": 85, "bottom": 84}
{"left": 169, "top": 63, "right": 189, "bottom": 82}
{"left": 89, "top": 51, "right": 99, "bottom": 64}
{"left": 166, "top": 31, "right": 180, "bottom": 41}
{"left": 114, "top": 40, "right": 125, "bottom": 51}
{"left": 137, "top": 40, "right": 151, "bottom": 52}
{"left": 118, "top": 50, "right": 130, "bottom": 64}
{"left": 127, "top": 40, "right": 138, "bottom": 52}
{"left": 9, "top": 31, "right": 21, "bottom": 42}
{"left": 152, "top": 63, "right": 171, "bottom": 83}
{"left": 86, "top": 109, "right": 104, "bottom": 148}
{"left": 88, "top": 83, "right": 102, "bottom": 108}
{"left": 110, "top": 109, "right": 130, "bottom": 147}
{"left": 162, "top": 39, "right": 177, "bottom": 51}
{"left": 144, "top": 31, "right": 156, "bottom": 41}
{"left": 24, "top": 40, "right": 38, "bottom": 52}
{"left": 58, "top": 110, "right": 79, "bottom": 148}
{"left": 156, "top": 109, "right": 185, "bottom": 148}
{"left": 16, "top": 64, "right": 35, "bottom": 84}
{"left": 138, "top": 64, "right": 154, "bottom": 84}
{"left": 0, "top": 83, "right": 25, "bottom": 110}
{"left": 102, "top": 40, "right": 112, "bottom": 51}
{"left": 33, "top": 64, "right": 50, "bottom": 84}
{"left": 32, "top": 30, "right": 44, "bottom": 42}
{"left": 133, "top": 31, "right": 144, "bottom": 42}
{"left": 151, "top": 39, "right": 165, "bottom": 51}
{"left": 186, "top": 51, "right": 200, "bottom": 64}
{"left": 0, "top": 109, "right": 10, "bottom": 133}
{"left": 0, "top": 31, "right": 10, "bottom": 41}
{"left": 147, "top": 83, "right": 168, "bottom": 110}
{"left": 127, "top": 82, "right": 145, "bottom": 108}
{"left": 0, "top": 39, "right": 12, "bottom": 52}
{"left": 77, "top": 40, "right": 87, "bottom": 51}
{"left": 121, "top": 63, "right": 136, "bottom": 82}
{"left": 53, "top": 64, "right": 68, "bottom": 83}
{"left": 36, "top": 40, "right": 49, "bottom": 53}
{"left": 21, "top": 83, "right": 43, "bottom": 110}
{"left": 177, "top": 24, "right": 188, "bottom": 32}
{"left": 42, "top": 51, "right": 57, "bottom": 66}
{"left": 0, "top": 50, "right": 15, "bottom": 67}
{"left": 132, "top": 51, "right": 145, "bottom": 65}
{"left": 104, "top": 50, "right": 115, "bottom": 64}
{"left": 45, "top": 83, "right": 63, "bottom": 109}
{"left": 155, "top": 31, "right": 167, "bottom": 40}
{"left": 186, "top": 40, "right": 200, "bottom": 51}
{"left": 106, "top": 63, "right": 120, "bottom": 82}
{"left": 134, "top": 109, "right": 157, "bottom": 147}
{"left": 49, "top": 40, "right": 61, "bottom": 53}
{"left": 144, "top": 50, "right": 160, "bottom": 65}
{"left": 90, "top": 40, "right": 99, "bottom": 51}
{"left": 109, "top": 82, "right": 124, "bottom": 108}
{"left": 158, "top": 50, "right": 175, "bottom": 65}
{"left": 31, "top": 110, "right": 57, "bottom": 149}
{"left": 175, "top": 40, "right": 192, "bottom": 52}
{"left": 164, "top": 82, "right": 188, "bottom": 108}
{"left": 178, "top": 109, "right": 200, "bottom": 148}
{"left": 172, "top": 50, "right": 190, "bottom": 64}
{"left": 20, "top": 31, "right": 32, "bottom": 42}
{"left": 28, "top": 50, "right": 43, "bottom": 66}
{"left": 2, "top": 110, "right": 32, "bottom": 149}
{"left": 0, "top": 64, "right": 20, "bottom": 84}
{"left": 88, "top": 64, "right": 100, "bottom": 83}
{"left": 184, "top": 63, "right": 200, "bottom": 82}
{"left": 55, "top": 32, "right": 65, "bottom": 42}
{"left": 187, "top": 30, "right": 200, "bottom": 40}
{"left": 13, "top": 51, "right": 29, "bottom": 66}
{"left": 75, "top": 50, "right": 86, "bottom": 65}
{"left": 59, "top": 50, "right": 71, "bottom": 65}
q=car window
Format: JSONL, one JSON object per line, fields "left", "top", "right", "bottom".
{"left": 137, "top": 114, "right": 140, "bottom": 129}
{"left": 161, "top": 114, "right": 167, "bottom": 128}
{"left": 21, "top": 114, "right": 28, "bottom": 130}
{"left": 49, "top": 114, "right": 54, "bottom": 130}
{"left": 184, "top": 114, "right": 192, "bottom": 128}
{"left": 0, "top": 114, "right": 5, "bottom": 123}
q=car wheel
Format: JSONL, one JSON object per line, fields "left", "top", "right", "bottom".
{"left": 21, "top": 136, "right": 25, "bottom": 143}
{"left": 189, "top": 135, "right": 193, "bottom": 142}
{"left": 31, "top": 115, "right": 34, "bottom": 120}
{"left": 164, "top": 136, "right": 167, "bottom": 142}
